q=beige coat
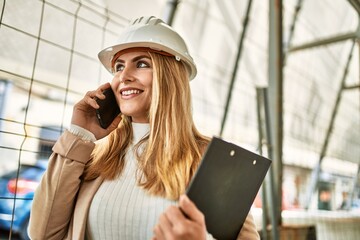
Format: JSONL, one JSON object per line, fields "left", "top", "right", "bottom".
{"left": 28, "top": 131, "right": 260, "bottom": 240}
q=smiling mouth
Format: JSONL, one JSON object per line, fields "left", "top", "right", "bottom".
{"left": 121, "top": 89, "right": 143, "bottom": 96}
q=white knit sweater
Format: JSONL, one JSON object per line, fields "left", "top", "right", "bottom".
{"left": 86, "top": 123, "right": 177, "bottom": 240}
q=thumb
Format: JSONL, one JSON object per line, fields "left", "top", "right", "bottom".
{"left": 179, "top": 194, "right": 204, "bottom": 223}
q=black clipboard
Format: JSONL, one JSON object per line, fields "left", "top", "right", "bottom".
{"left": 186, "top": 137, "right": 271, "bottom": 240}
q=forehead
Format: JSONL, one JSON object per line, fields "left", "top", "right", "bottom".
{"left": 114, "top": 51, "right": 151, "bottom": 61}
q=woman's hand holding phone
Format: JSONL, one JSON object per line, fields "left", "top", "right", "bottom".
{"left": 71, "top": 82, "right": 121, "bottom": 140}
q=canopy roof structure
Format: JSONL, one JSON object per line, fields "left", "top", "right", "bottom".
{"left": 0, "top": 0, "right": 359, "bottom": 239}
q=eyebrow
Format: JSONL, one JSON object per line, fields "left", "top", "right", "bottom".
{"left": 115, "top": 55, "right": 151, "bottom": 63}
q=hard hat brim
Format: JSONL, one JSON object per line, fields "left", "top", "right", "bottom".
{"left": 98, "top": 42, "right": 197, "bottom": 80}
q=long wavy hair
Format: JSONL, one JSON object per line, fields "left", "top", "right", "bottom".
{"left": 84, "top": 51, "right": 209, "bottom": 200}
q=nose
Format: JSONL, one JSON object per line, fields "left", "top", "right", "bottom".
{"left": 116, "top": 66, "right": 135, "bottom": 84}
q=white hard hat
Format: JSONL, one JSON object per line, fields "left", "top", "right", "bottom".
{"left": 98, "top": 16, "right": 197, "bottom": 80}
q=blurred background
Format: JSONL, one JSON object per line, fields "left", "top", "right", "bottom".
{"left": 0, "top": 0, "right": 359, "bottom": 239}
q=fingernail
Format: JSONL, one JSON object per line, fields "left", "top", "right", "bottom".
{"left": 180, "top": 194, "right": 188, "bottom": 203}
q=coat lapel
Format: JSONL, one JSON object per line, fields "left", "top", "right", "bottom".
{"left": 72, "top": 177, "right": 103, "bottom": 239}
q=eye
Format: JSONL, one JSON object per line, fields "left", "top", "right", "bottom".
{"left": 137, "top": 61, "right": 150, "bottom": 68}
{"left": 114, "top": 62, "right": 124, "bottom": 72}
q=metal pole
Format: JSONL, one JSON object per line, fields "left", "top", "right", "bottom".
{"left": 345, "top": 38, "right": 360, "bottom": 210}
{"left": 288, "top": 31, "right": 357, "bottom": 53}
{"left": 219, "top": 0, "right": 253, "bottom": 136}
{"left": 304, "top": 40, "right": 356, "bottom": 209}
{"left": 256, "top": 88, "right": 269, "bottom": 240}
{"left": 284, "top": 0, "right": 303, "bottom": 64}
{"left": 162, "top": 0, "right": 180, "bottom": 26}
{"left": 263, "top": 88, "right": 280, "bottom": 240}
{"left": 348, "top": 0, "right": 360, "bottom": 15}
{"left": 343, "top": 84, "right": 360, "bottom": 90}
{"left": 0, "top": 0, "right": 6, "bottom": 27}
{"left": 269, "top": 0, "right": 283, "bottom": 232}
{"left": 257, "top": 87, "right": 280, "bottom": 239}
{"left": 261, "top": 180, "right": 269, "bottom": 239}
{"left": 347, "top": 165, "right": 360, "bottom": 210}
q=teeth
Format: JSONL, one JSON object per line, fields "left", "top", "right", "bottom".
{"left": 122, "top": 89, "right": 141, "bottom": 96}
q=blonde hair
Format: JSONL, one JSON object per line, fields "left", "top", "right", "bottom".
{"left": 84, "top": 52, "right": 209, "bottom": 200}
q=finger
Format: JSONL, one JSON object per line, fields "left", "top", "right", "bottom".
{"left": 85, "top": 90, "right": 97, "bottom": 98}
{"left": 84, "top": 85, "right": 109, "bottom": 108}
{"left": 164, "top": 205, "right": 187, "bottom": 226}
{"left": 96, "top": 82, "right": 111, "bottom": 96}
{"left": 83, "top": 92, "right": 100, "bottom": 109}
{"left": 91, "top": 83, "right": 112, "bottom": 100}
{"left": 158, "top": 212, "right": 174, "bottom": 239}
{"left": 98, "top": 82, "right": 111, "bottom": 91}
{"left": 153, "top": 224, "right": 165, "bottom": 240}
{"left": 162, "top": 207, "right": 193, "bottom": 239}
{"left": 97, "top": 82, "right": 112, "bottom": 97}
{"left": 179, "top": 195, "right": 205, "bottom": 224}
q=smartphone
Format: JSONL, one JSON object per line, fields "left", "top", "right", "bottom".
{"left": 95, "top": 87, "right": 121, "bottom": 129}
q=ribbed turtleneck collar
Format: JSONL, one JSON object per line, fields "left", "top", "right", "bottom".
{"left": 132, "top": 122, "right": 150, "bottom": 144}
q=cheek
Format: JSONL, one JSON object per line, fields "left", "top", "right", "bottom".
{"left": 144, "top": 76, "right": 153, "bottom": 95}
{"left": 110, "top": 77, "right": 121, "bottom": 105}
{"left": 111, "top": 76, "right": 119, "bottom": 90}
{"left": 145, "top": 92, "right": 152, "bottom": 105}
{"left": 145, "top": 85, "right": 153, "bottom": 103}
{"left": 142, "top": 70, "right": 153, "bottom": 85}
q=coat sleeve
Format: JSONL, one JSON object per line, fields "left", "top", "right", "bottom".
{"left": 28, "top": 131, "right": 95, "bottom": 240}
{"left": 237, "top": 212, "right": 260, "bottom": 239}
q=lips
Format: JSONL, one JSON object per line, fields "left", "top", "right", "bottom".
{"left": 120, "top": 88, "right": 143, "bottom": 97}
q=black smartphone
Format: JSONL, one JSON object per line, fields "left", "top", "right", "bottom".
{"left": 95, "top": 87, "right": 121, "bottom": 129}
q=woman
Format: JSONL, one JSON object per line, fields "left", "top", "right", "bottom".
{"left": 28, "top": 16, "right": 260, "bottom": 239}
